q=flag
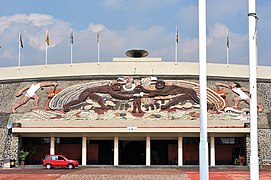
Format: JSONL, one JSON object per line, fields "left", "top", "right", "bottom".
{"left": 226, "top": 29, "right": 229, "bottom": 48}
{"left": 97, "top": 32, "right": 100, "bottom": 43}
{"left": 70, "top": 30, "right": 74, "bottom": 44}
{"left": 19, "top": 33, "right": 24, "bottom": 48}
{"left": 176, "top": 27, "right": 179, "bottom": 43}
{"left": 255, "top": 31, "right": 258, "bottom": 47}
{"left": 46, "top": 30, "right": 50, "bottom": 46}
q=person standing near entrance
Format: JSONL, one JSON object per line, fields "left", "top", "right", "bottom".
{"left": 215, "top": 82, "right": 264, "bottom": 112}
{"left": 12, "top": 81, "right": 58, "bottom": 113}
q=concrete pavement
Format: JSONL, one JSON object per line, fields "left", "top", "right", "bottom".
{"left": 1, "top": 166, "right": 271, "bottom": 180}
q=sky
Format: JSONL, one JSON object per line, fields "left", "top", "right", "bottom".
{"left": 0, "top": 0, "right": 270, "bottom": 67}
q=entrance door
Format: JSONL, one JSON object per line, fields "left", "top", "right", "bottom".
{"left": 119, "top": 141, "right": 146, "bottom": 165}
{"left": 183, "top": 137, "right": 199, "bottom": 165}
{"left": 87, "top": 140, "right": 113, "bottom": 165}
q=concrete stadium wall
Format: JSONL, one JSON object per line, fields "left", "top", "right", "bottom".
{"left": 0, "top": 73, "right": 271, "bottom": 166}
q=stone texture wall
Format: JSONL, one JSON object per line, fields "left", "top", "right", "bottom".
{"left": 0, "top": 77, "right": 271, "bottom": 166}
{"left": 0, "top": 83, "right": 20, "bottom": 113}
{"left": 245, "top": 129, "right": 271, "bottom": 166}
{"left": 0, "top": 114, "right": 20, "bottom": 164}
{"left": 258, "top": 129, "right": 271, "bottom": 165}
{"left": 245, "top": 135, "right": 251, "bottom": 165}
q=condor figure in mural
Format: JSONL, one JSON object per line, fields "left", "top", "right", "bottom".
{"left": 12, "top": 77, "right": 264, "bottom": 121}
{"left": 62, "top": 77, "right": 207, "bottom": 114}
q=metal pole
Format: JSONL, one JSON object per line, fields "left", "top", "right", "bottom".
{"left": 97, "top": 32, "right": 100, "bottom": 65}
{"left": 97, "top": 41, "right": 100, "bottom": 65}
{"left": 175, "top": 26, "right": 178, "bottom": 65}
{"left": 248, "top": 0, "right": 259, "bottom": 179}
{"left": 71, "top": 42, "right": 73, "bottom": 66}
{"left": 18, "top": 32, "right": 21, "bottom": 70}
{"left": 226, "top": 28, "right": 229, "bottom": 67}
{"left": 70, "top": 29, "right": 73, "bottom": 66}
{"left": 45, "top": 42, "right": 48, "bottom": 67}
{"left": 199, "top": 0, "right": 209, "bottom": 179}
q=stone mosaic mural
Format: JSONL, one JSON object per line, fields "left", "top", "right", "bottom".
{"left": 10, "top": 76, "right": 263, "bottom": 121}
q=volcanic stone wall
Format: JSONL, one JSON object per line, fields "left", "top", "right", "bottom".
{"left": 0, "top": 77, "right": 271, "bottom": 166}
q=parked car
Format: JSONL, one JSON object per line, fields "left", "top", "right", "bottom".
{"left": 42, "top": 155, "right": 79, "bottom": 169}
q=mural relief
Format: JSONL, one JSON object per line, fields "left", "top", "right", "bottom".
{"left": 215, "top": 82, "right": 264, "bottom": 112}
{"left": 12, "top": 81, "right": 57, "bottom": 113}
{"left": 11, "top": 77, "right": 263, "bottom": 121}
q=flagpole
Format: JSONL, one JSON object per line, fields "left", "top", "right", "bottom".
{"left": 226, "top": 28, "right": 229, "bottom": 67}
{"left": 18, "top": 32, "right": 21, "bottom": 70}
{"left": 199, "top": 0, "right": 209, "bottom": 179}
{"left": 175, "top": 27, "right": 178, "bottom": 65}
{"left": 45, "top": 30, "right": 48, "bottom": 67}
{"left": 71, "top": 42, "right": 73, "bottom": 66}
{"left": 70, "top": 29, "right": 73, "bottom": 66}
{"left": 45, "top": 41, "right": 48, "bottom": 67}
{"left": 97, "top": 32, "right": 100, "bottom": 65}
{"left": 248, "top": 0, "right": 259, "bottom": 179}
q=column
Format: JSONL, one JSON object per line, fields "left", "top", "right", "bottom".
{"left": 114, "top": 137, "right": 119, "bottom": 166}
{"left": 82, "top": 137, "right": 87, "bottom": 166}
{"left": 50, "top": 137, "right": 55, "bottom": 155}
{"left": 146, "top": 136, "right": 151, "bottom": 166}
{"left": 178, "top": 137, "right": 183, "bottom": 166}
{"left": 210, "top": 136, "right": 215, "bottom": 166}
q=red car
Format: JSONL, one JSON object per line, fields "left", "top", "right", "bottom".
{"left": 42, "top": 155, "right": 79, "bottom": 169}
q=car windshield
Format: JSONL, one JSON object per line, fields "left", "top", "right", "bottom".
{"left": 44, "top": 155, "right": 50, "bottom": 160}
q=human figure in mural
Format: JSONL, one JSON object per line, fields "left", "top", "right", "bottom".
{"left": 12, "top": 81, "right": 58, "bottom": 113}
{"left": 215, "top": 82, "right": 264, "bottom": 112}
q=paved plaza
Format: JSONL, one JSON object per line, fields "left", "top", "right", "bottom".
{"left": 1, "top": 166, "right": 271, "bottom": 180}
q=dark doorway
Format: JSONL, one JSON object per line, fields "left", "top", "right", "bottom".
{"left": 55, "top": 137, "right": 82, "bottom": 164}
{"left": 21, "top": 137, "right": 50, "bottom": 165}
{"left": 151, "top": 140, "right": 178, "bottom": 165}
{"left": 215, "top": 137, "right": 246, "bottom": 165}
{"left": 87, "top": 140, "right": 113, "bottom": 165}
{"left": 119, "top": 141, "right": 146, "bottom": 165}
{"left": 183, "top": 137, "right": 200, "bottom": 165}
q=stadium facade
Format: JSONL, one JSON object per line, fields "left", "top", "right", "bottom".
{"left": 0, "top": 58, "right": 271, "bottom": 167}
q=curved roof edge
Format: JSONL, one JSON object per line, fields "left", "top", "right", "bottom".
{"left": 0, "top": 62, "right": 270, "bottom": 82}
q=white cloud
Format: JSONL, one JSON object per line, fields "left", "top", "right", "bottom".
{"left": 0, "top": 14, "right": 70, "bottom": 51}
{"left": 103, "top": 0, "right": 125, "bottom": 8}
{"left": 0, "top": 12, "right": 250, "bottom": 67}
{"left": 207, "top": 23, "right": 248, "bottom": 64}
{"left": 88, "top": 23, "right": 106, "bottom": 33}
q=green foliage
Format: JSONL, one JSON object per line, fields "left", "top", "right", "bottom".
{"left": 19, "top": 149, "right": 29, "bottom": 161}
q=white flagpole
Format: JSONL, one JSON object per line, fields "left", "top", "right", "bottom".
{"left": 70, "top": 29, "right": 73, "bottom": 66}
{"left": 18, "top": 32, "right": 21, "bottom": 70}
{"left": 97, "top": 32, "right": 100, "bottom": 65}
{"left": 45, "top": 30, "right": 48, "bottom": 67}
{"left": 226, "top": 28, "right": 229, "bottom": 67}
{"left": 199, "top": 0, "right": 209, "bottom": 179}
{"left": 45, "top": 42, "right": 48, "bottom": 67}
{"left": 71, "top": 41, "right": 73, "bottom": 66}
{"left": 248, "top": 0, "right": 259, "bottom": 179}
{"left": 175, "top": 27, "right": 178, "bottom": 65}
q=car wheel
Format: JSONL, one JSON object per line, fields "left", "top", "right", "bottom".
{"left": 68, "top": 163, "right": 74, "bottom": 169}
{"left": 46, "top": 163, "right": 52, "bottom": 169}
